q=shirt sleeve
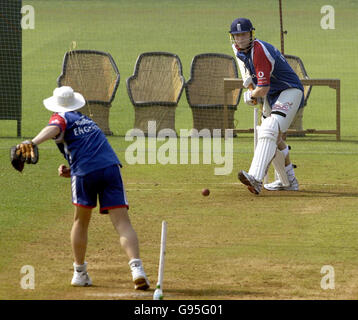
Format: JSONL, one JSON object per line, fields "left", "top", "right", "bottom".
{"left": 48, "top": 113, "right": 66, "bottom": 132}
{"left": 253, "top": 42, "right": 272, "bottom": 87}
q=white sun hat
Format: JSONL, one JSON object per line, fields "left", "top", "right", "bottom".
{"left": 43, "top": 86, "right": 86, "bottom": 112}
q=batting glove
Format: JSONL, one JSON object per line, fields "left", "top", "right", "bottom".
{"left": 243, "top": 90, "right": 257, "bottom": 106}
{"left": 243, "top": 76, "right": 254, "bottom": 89}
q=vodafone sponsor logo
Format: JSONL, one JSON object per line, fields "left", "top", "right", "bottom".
{"left": 257, "top": 71, "right": 267, "bottom": 83}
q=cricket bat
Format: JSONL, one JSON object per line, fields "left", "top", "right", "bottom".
{"left": 236, "top": 57, "right": 258, "bottom": 147}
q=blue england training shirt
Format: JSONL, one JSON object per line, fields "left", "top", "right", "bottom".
{"left": 48, "top": 111, "right": 121, "bottom": 176}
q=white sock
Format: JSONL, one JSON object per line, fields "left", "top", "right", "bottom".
{"left": 285, "top": 163, "right": 295, "bottom": 179}
{"left": 281, "top": 145, "right": 289, "bottom": 158}
{"left": 73, "top": 262, "right": 87, "bottom": 273}
{"left": 129, "top": 258, "right": 142, "bottom": 268}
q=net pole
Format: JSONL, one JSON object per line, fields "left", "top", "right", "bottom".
{"left": 279, "top": 0, "right": 285, "bottom": 54}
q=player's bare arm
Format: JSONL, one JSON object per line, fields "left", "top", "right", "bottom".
{"left": 32, "top": 126, "right": 70, "bottom": 177}
{"left": 251, "top": 86, "right": 270, "bottom": 98}
{"left": 32, "top": 125, "right": 60, "bottom": 145}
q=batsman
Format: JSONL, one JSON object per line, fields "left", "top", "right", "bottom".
{"left": 10, "top": 86, "right": 150, "bottom": 290}
{"left": 229, "top": 17, "right": 304, "bottom": 194}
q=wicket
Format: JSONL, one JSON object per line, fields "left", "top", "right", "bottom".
{"left": 153, "top": 221, "right": 167, "bottom": 300}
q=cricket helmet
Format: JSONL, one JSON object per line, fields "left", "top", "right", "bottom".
{"left": 229, "top": 18, "right": 255, "bottom": 52}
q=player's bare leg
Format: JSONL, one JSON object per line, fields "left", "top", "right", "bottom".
{"left": 109, "top": 207, "right": 140, "bottom": 260}
{"left": 109, "top": 207, "right": 149, "bottom": 290}
{"left": 71, "top": 206, "right": 92, "bottom": 286}
{"left": 71, "top": 206, "right": 92, "bottom": 265}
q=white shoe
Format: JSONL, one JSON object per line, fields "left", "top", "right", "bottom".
{"left": 264, "top": 177, "right": 299, "bottom": 191}
{"left": 71, "top": 262, "right": 92, "bottom": 287}
{"left": 238, "top": 170, "right": 262, "bottom": 195}
{"left": 128, "top": 259, "right": 150, "bottom": 290}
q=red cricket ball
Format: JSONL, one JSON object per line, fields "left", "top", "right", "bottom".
{"left": 201, "top": 188, "right": 210, "bottom": 196}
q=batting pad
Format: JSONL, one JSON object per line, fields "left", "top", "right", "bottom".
{"left": 272, "top": 149, "right": 290, "bottom": 187}
{"left": 249, "top": 117, "right": 279, "bottom": 181}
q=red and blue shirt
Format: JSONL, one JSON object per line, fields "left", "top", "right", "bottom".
{"left": 233, "top": 39, "right": 304, "bottom": 108}
{"left": 48, "top": 111, "right": 121, "bottom": 176}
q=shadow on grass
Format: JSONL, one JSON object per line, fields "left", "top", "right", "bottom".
{"left": 164, "top": 288, "right": 265, "bottom": 298}
{"left": 262, "top": 189, "right": 358, "bottom": 198}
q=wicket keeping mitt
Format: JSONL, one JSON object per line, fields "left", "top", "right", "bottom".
{"left": 10, "top": 141, "right": 39, "bottom": 172}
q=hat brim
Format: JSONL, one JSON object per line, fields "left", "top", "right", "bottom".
{"left": 43, "top": 92, "right": 86, "bottom": 113}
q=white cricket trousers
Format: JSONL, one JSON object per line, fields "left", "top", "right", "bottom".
{"left": 262, "top": 88, "right": 303, "bottom": 132}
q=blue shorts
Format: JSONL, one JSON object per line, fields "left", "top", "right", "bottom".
{"left": 71, "top": 165, "right": 129, "bottom": 214}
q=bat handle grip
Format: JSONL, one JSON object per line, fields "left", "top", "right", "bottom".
{"left": 248, "top": 84, "right": 258, "bottom": 105}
